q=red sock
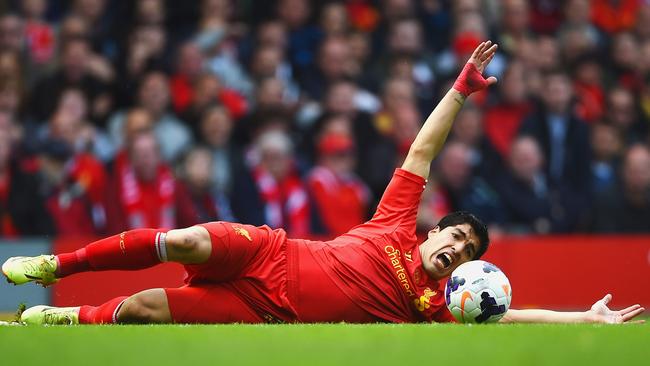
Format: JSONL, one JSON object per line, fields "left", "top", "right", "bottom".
{"left": 56, "top": 229, "right": 168, "bottom": 277}
{"left": 79, "top": 296, "right": 129, "bottom": 324}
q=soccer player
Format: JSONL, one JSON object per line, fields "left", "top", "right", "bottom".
{"left": 2, "top": 41, "right": 645, "bottom": 325}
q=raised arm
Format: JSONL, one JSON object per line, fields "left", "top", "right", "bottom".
{"left": 499, "top": 294, "right": 645, "bottom": 324}
{"left": 401, "top": 41, "right": 498, "bottom": 179}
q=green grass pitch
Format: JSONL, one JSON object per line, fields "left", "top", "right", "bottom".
{"left": 1, "top": 323, "right": 648, "bottom": 366}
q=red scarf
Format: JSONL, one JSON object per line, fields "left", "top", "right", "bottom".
{"left": 308, "top": 166, "right": 370, "bottom": 236}
{"left": 115, "top": 152, "right": 176, "bottom": 229}
{"left": 252, "top": 165, "right": 310, "bottom": 237}
{"left": 0, "top": 170, "right": 18, "bottom": 237}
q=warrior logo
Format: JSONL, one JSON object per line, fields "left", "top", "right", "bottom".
{"left": 233, "top": 226, "right": 252, "bottom": 242}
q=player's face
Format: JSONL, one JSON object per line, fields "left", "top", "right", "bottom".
{"left": 419, "top": 224, "right": 479, "bottom": 280}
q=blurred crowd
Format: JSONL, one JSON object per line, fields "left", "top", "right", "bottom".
{"left": 0, "top": 0, "right": 649, "bottom": 240}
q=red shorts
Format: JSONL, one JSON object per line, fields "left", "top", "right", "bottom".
{"left": 164, "top": 222, "right": 296, "bottom": 323}
{"left": 165, "top": 283, "right": 263, "bottom": 323}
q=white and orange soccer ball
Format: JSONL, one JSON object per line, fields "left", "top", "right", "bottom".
{"left": 444, "top": 260, "right": 512, "bottom": 323}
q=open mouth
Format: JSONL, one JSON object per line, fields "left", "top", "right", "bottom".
{"left": 436, "top": 253, "right": 453, "bottom": 269}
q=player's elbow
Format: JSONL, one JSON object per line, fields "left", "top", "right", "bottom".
{"left": 407, "top": 140, "right": 444, "bottom": 163}
{"left": 407, "top": 144, "right": 431, "bottom": 159}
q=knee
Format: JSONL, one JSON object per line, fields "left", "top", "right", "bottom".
{"left": 118, "top": 293, "right": 165, "bottom": 323}
{"left": 166, "top": 226, "right": 211, "bottom": 260}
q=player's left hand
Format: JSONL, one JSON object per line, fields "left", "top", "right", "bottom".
{"left": 452, "top": 40, "right": 498, "bottom": 97}
{"left": 586, "top": 294, "right": 645, "bottom": 324}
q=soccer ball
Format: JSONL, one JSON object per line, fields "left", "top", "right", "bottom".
{"left": 444, "top": 260, "right": 512, "bottom": 323}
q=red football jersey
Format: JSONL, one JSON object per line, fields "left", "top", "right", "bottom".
{"left": 301, "top": 169, "right": 456, "bottom": 323}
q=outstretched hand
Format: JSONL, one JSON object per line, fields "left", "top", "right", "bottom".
{"left": 587, "top": 294, "right": 645, "bottom": 324}
{"left": 452, "top": 40, "right": 498, "bottom": 97}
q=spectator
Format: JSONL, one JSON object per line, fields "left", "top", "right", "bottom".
{"left": 347, "top": 31, "right": 372, "bottom": 82}
{"left": 41, "top": 88, "right": 115, "bottom": 162}
{"left": 118, "top": 24, "right": 169, "bottom": 89}
{"left": 315, "top": 80, "right": 393, "bottom": 200}
{"left": 483, "top": 60, "right": 532, "bottom": 160}
{"left": 493, "top": 136, "right": 555, "bottom": 233}
{"left": 0, "top": 111, "right": 21, "bottom": 144}
{"left": 520, "top": 70, "right": 591, "bottom": 189}
{"left": 497, "top": 0, "right": 531, "bottom": 56}
{"left": 199, "top": 104, "right": 244, "bottom": 194}
{"left": 58, "top": 15, "right": 89, "bottom": 43}
{"left": 254, "top": 77, "right": 288, "bottom": 113}
{"left": 558, "top": 0, "right": 601, "bottom": 63}
{"left": 534, "top": 36, "right": 561, "bottom": 72}
{"left": 591, "top": 123, "right": 623, "bottom": 194}
{"left": 120, "top": 108, "right": 154, "bottom": 149}
{"left": 635, "top": 2, "right": 650, "bottom": 40}
{"left": 592, "top": 144, "right": 650, "bottom": 232}
{"left": 591, "top": 0, "right": 640, "bottom": 34}
{"left": 135, "top": 0, "right": 166, "bottom": 27}
{"left": 170, "top": 41, "right": 207, "bottom": 113}
{"left": 28, "top": 37, "right": 112, "bottom": 124}
{"left": 374, "top": 77, "right": 416, "bottom": 137}
{"left": 231, "top": 130, "right": 311, "bottom": 237}
{"left": 41, "top": 89, "right": 112, "bottom": 232}
{"left": 300, "top": 36, "right": 353, "bottom": 101}
{"left": 308, "top": 131, "right": 370, "bottom": 237}
{"left": 108, "top": 71, "right": 193, "bottom": 162}
{"left": 199, "top": 0, "right": 254, "bottom": 98}
{"left": 0, "top": 76, "right": 21, "bottom": 121}
{"left": 319, "top": 2, "right": 349, "bottom": 37}
{"left": 179, "top": 73, "right": 221, "bottom": 134}
{"left": 69, "top": 0, "right": 115, "bottom": 56}
{"left": 610, "top": 32, "right": 640, "bottom": 90}
{"left": 0, "top": 14, "right": 24, "bottom": 54}
{"left": 107, "top": 131, "right": 196, "bottom": 233}
{"left": 368, "top": 17, "right": 436, "bottom": 109}
{"left": 21, "top": 0, "right": 56, "bottom": 66}
{"left": 450, "top": 102, "right": 500, "bottom": 178}
{"left": 519, "top": 69, "right": 591, "bottom": 230}
{"left": 170, "top": 42, "right": 247, "bottom": 120}
{"left": 256, "top": 20, "right": 288, "bottom": 50}
{"left": 277, "top": 0, "right": 322, "bottom": 74}
{"left": 0, "top": 121, "right": 53, "bottom": 236}
{"left": 572, "top": 56, "right": 606, "bottom": 123}
{"left": 604, "top": 87, "right": 645, "bottom": 143}
{"left": 1, "top": 1, "right": 649, "bottom": 237}
{"left": 436, "top": 141, "right": 505, "bottom": 227}
{"left": 249, "top": 45, "right": 300, "bottom": 105}
{"left": 392, "top": 103, "right": 422, "bottom": 162}
{"left": 177, "top": 146, "right": 235, "bottom": 224}
{"left": 37, "top": 138, "right": 100, "bottom": 236}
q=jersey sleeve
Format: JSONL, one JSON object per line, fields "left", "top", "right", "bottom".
{"left": 333, "top": 169, "right": 425, "bottom": 243}
{"left": 371, "top": 168, "right": 426, "bottom": 227}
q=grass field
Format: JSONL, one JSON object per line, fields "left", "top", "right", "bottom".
{"left": 1, "top": 323, "right": 648, "bottom": 366}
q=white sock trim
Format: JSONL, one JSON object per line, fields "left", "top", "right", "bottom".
{"left": 154, "top": 232, "right": 161, "bottom": 261}
{"left": 112, "top": 299, "right": 127, "bottom": 324}
{"left": 158, "top": 232, "right": 168, "bottom": 262}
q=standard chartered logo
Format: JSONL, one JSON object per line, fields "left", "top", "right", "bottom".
{"left": 384, "top": 245, "right": 437, "bottom": 312}
{"left": 384, "top": 245, "right": 414, "bottom": 296}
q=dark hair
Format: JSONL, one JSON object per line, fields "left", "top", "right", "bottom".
{"left": 437, "top": 211, "right": 489, "bottom": 259}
